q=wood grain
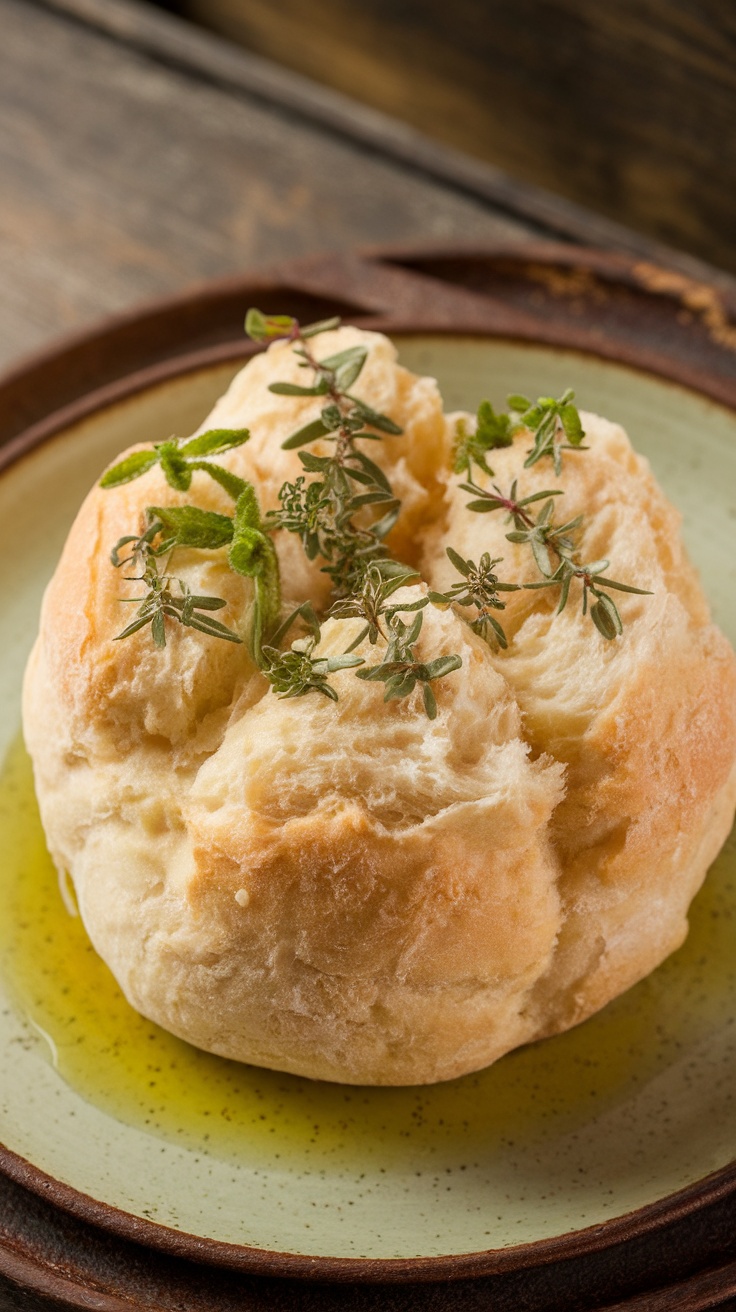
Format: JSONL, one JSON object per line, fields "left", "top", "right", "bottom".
{"left": 181, "top": 0, "right": 736, "bottom": 276}
{"left": 0, "top": 0, "right": 530, "bottom": 371}
{"left": 36, "top": 0, "right": 736, "bottom": 290}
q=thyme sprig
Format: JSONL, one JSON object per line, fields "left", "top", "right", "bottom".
{"left": 260, "top": 636, "right": 364, "bottom": 702}
{"left": 356, "top": 611, "right": 462, "bottom": 720}
{"left": 455, "top": 477, "right": 651, "bottom": 636}
{"left": 329, "top": 561, "right": 428, "bottom": 648}
{"left": 452, "top": 391, "right": 585, "bottom": 482}
{"left": 247, "top": 314, "right": 462, "bottom": 707}
{"left": 101, "top": 308, "right": 647, "bottom": 708}
{"left": 115, "top": 555, "right": 242, "bottom": 648}
{"left": 101, "top": 428, "right": 251, "bottom": 500}
{"left": 428, "top": 547, "right": 519, "bottom": 649}
{"left": 525, "top": 558, "right": 652, "bottom": 639}
{"left": 248, "top": 311, "right": 404, "bottom": 600}
{"left": 508, "top": 390, "right": 587, "bottom": 475}
{"left": 271, "top": 470, "right": 397, "bottom": 598}
{"left": 105, "top": 426, "right": 279, "bottom": 656}
{"left": 452, "top": 403, "right": 514, "bottom": 480}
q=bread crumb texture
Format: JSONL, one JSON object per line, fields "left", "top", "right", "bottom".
{"left": 23, "top": 329, "right": 736, "bottom": 1084}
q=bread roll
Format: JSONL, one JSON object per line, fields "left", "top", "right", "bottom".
{"left": 23, "top": 329, "right": 736, "bottom": 1084}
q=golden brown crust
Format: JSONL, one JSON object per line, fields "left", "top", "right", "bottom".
{"left": 22, "top": 330, "right": 736, "bottom": 1084}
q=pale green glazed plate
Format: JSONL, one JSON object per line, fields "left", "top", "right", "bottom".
{"left": 0, "top": 336, "right": 735, "bottom": 1267}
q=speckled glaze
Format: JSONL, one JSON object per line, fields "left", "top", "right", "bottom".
{"left": 0, "top": 338, "right": 734, "bottom": 1264}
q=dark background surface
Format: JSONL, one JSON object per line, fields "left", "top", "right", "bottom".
{"left": 157, "top": 0, "right": 736, "bottom": 275}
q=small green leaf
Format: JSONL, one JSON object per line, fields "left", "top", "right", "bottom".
{"left": 425, "top": 654, "right": 462, "bottom": 679}
{"left": 557, "top": 571, "right": 572, "bottom": 613}
{"left": 147, "top": 505, "right": 234, "bottom": 550}
{"left": 228, "top": 528, "right": 270, "bottom": 577}
{"left": 486, "top": 616, "right": 508, "bottom": 648}
{"left": 384, "top": 674, "right": 417, "bottom": 702}
{"left": 158, "top": 448, "right": 191, "bottom": 492}
{"left": 593, "top": 591, "right": 623, "bottom": 635}
{"left": 299, "top": 451, "right": 331, "bottom": 473}
{"left": 446, "top": 546, "right": 471, "bottom": 576}
{"left": 320, "top": 403, "right": 343, "bottom": 431}
{"left": 517, "top": 489, "right": 565, "bottom": 507}
{"left": 590, "top": 598, "right": 618, "bottom": 639}
{"left": 594, "top": 577, "right": 653, "bottom": 595}
{"left": 349, "top": 398, "right": 403, "bottom": 434}
{"left": 355, "top": 665, "right": 385, "bottom": 682}
{"left": 245, "top": 309, "right": 295, "bottom": 341}
{"left": 282, "top": 419, "right": 329, "bottom": 449}
{"left": 423, "top": 684, "right": 437, "bottom": 719}
{"left": 268, "top": 380, "right": 330, "bottom": 396}
{"left": 179, "top": 428, "right": 250, "bottom": 457}
{"left": 476, "top": 400, "right": 514, "bottom": 449}
{"left": 233, "top": 484, "right": 262, "bottom": 532}
{"left": 114, "top": 614, "right": 157, "bottom": 641}
{"left": 531, "top": 535, "right": 554, "bottom": 576}
{"left": 466, "top": 499, "right": 501, "bottom": 513}
{"left": 351, "top": 450, "right": 391, "bottom": 492}
{"left": 187, "top": 594, "right": 228, "bottom": 611}
{"left": 191, "top": 462, "right": 246, "bottom": 501}
{"left": 319, "top": 345, "right": 367, "bottom": 373}
{"left": 300, "top": 316, "right": 341, "bottom": 338}
{"left": 100, "top": 450, "right": 158, "bottom": 488}
{"left": 368, "top": 505, "right": 400, "bottom": 539}
{"left": 335, "top": 352, "right": 368, "bottom": 391}
{"left": 406, "top": 612, "right": 424, "bottom": 644}
{"left": 184, "top": 614, "right": 242, "bottom": 643}
{"left": 244, "top": 307, "right": 267, "bottom": 340}
{"left": 151, "top": 611, "right": 166, "bottom": 648}
{"left": 325, "top": 654, "right": 365, "bottom": 672}
{"left": 560, "top": 404, "right": 585, "bottom": 445}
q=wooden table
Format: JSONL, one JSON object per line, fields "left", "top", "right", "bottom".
{"left": 1, "top": 2, "right": 736, "bottom": 1307}
{"left": 3, "top": 0, "right": 736, "bottom": 374}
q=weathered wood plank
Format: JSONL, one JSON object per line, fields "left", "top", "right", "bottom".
{"left": 0, "top": 0, "right": 531, "bottom": 370}
{"left": 175, "top": 0, "right": 736, "bottom": 277}
{"left": 35, "top": 0, "right": 736, "bottom": 289}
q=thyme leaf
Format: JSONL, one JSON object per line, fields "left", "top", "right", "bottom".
{"left": 115, "top": 557, "right": 241, "bottom": 648}
{"left": 428, "top": 548, "right": 518, "bottom": 649}
{"left": 329, "top": 561, "right": 427, "bottom": 648}
{"left": 452, "top": 402, "right": 515, "bottom": 480}
{"left": 261, "top": 634, "right": 364, "bottom": 701}
{"left": 356, "top": 611, "right": 462, "bottom": 719}
{"left": 101, "top": 429, "right": 250, "bottom": 493}
{"left": 507, "top": 390, "right": 586, "bottom": 475}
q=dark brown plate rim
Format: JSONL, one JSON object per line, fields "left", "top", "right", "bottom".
{"left": 1, "top": 263, "right": 735, "bottom": 1283}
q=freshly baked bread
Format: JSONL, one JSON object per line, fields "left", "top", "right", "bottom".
{"left": 423, "top": 412, "right": 736, "bottom": 1040}
{"left": 23, "top": 328, "right": 736, "bottom": 1084}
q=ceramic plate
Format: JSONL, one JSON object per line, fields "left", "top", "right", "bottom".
{"left": 0, "top": 334, "right": 735, "bottom": 1273}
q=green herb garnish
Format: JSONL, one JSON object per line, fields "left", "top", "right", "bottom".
{"left": 100, "top": 311, "right": 649, "bottom": 709}
{"left": 428, "top": 548, "right": 518, "bottom": 649}
{"left": 115, "top": 556, "right": 241, "bottom": 648}
{"left": 508, "top": 389, "right": 586, "bottom": 475}
{"left": 454, "top": 477, "right": 651, "bottom": 634}
{"left": 355, "top": 611, "right": 462, "bottom": 720}
{"left": 260, "top": 636, "right": 364, "bottom": 702}
{"left": 452, "top": 403, "right": 514, "bottom": 480}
